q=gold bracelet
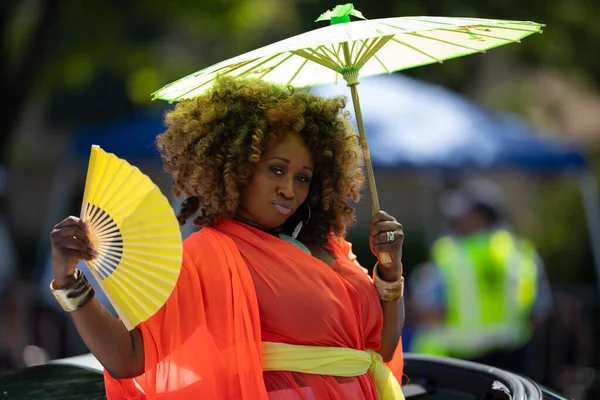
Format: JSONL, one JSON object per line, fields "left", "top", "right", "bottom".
{"left": 49, "top": 269, "right": 95, "bottom": 312}
{"left": 373, "top": 262, "right": 404, "bottom": 302}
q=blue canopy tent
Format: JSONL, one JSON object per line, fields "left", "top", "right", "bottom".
{"left": 70, "top": 74, "right": 586, "bottom": 172}
{"left": 313, "top": 74, "right": 586, "bottom": 173}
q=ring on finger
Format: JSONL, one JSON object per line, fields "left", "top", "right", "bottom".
{"left": 385, "top": 231, "right": 395, "bottom": 243}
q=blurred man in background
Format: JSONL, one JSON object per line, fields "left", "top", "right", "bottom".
{"left": 410, "top": 179, "right": 552, "bottom": 375}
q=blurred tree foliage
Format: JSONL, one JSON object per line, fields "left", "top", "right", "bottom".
{"left": 2, "top": 0, "right": 598, "bottom": 283}
{"left": 3, "top": 0, "right": 600, "bottom": 147}
{"left": 1, "top": 0, "right": 302, "bottom": 159}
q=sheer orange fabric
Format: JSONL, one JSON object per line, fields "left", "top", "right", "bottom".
{"left": 104, "top": 220, "right": 404, "bottom": 399}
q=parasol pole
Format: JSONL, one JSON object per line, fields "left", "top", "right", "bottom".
{"left": 343, "top": 43, "right": 393, "bottom": 265}
{"left": 347, "top": 78, "right": 380, "bottom": 213}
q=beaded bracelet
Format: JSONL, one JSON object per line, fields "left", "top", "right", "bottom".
{"left": 373, "top": 262, "right": 404, "bottom": 302}
{"left": 49, "top": 269, "right": 95, "bottom": 312}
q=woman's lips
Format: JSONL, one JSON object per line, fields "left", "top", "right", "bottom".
{"left": 273, "top": 203, "right": 293, "bottom": 215}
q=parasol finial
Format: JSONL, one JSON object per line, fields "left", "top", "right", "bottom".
{"left": 315, "top": 3, "right": 366, "bottom": 25}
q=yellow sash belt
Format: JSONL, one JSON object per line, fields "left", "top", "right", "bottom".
{"left": 262, "top": 341, "right": 405, "bottom": 400}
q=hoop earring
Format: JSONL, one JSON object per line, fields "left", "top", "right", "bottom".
{"left": 292, "top": 203, "right": 311, "bottom": 239}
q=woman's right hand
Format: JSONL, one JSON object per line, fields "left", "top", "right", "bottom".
{"left": 49, "top": 217, "right": 144, "bottom": 379}
{"left": 50, "top": 216, "right": 96, "bottom": 288}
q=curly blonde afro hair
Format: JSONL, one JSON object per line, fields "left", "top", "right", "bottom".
{"left": 156, "top": 75, "right": 365, "bottom": 243}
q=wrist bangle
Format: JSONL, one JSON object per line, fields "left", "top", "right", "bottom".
{"left": 373, "top": 262, "right": 404, "bottom": 302}
{"left": 49, "top": 269, "right": 95, "bottom": 312}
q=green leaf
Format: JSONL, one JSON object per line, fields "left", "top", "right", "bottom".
{"left": 349, "top": 9, "right": 365, "bottom": 19}
{"left": 331, "top": 4, "right": 355, "bottom": 17}
{"left": 315, "top": 10, "right": 332, "bottom": 22}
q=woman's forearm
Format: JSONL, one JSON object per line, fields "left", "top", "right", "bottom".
{"left": 379, "top": 297, "right": 405, "bottom": 362}
{"left": 70, "top": 297, "right": 145, "bottom": 378}
{"left": 374, "top": 260, "right": 405, "bottom": 362}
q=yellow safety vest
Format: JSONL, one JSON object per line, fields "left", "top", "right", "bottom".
{"left": 412, "top": 230, "right": 538, "bottom": 359}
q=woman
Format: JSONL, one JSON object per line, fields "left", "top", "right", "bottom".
{"left": 49, "top": 76, "right": 406, "bottom": 399}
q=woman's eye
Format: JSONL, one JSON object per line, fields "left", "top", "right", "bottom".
{"left": 297, "top": 175, "right": 312, "bottom": 183}
{"left": 270, "top": 166, "right": 284, "bottom": 175}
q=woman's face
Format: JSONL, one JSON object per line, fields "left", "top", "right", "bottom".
{"left": 237, "top": 131, "right": 314, "bottom": 231}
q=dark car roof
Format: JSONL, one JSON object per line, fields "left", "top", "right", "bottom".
{"left": 0, "top": 364, "right": 105, "bottom": 400}
{"left": 0, "top": 353, "right": 570, "bottom": 400}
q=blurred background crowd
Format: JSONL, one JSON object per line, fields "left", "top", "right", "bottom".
{"left": 1, "top": 1, "right": 599, "bottom": 399}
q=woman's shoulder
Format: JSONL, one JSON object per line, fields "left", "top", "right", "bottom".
{"left": 182, "top": 226, "right": 235, "bottom": 256}
{"left": 178, "top": 227, "right": 245, "bottom": 281}
{"left": 328, "top": 235, "right": 360, "bottom": 264}
{"left": 183, "top": 226, "right": 218, "bottom": 242}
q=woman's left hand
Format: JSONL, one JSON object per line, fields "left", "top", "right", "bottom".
{"left": 369, "top": 210, "right": 404, "bottom": 282}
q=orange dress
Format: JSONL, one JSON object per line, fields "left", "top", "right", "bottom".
{"left": 104, "top": 220, "right": 404, "bottom": 399}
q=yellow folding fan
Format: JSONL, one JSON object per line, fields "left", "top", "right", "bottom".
{"left": 80, "top": 145, "right": 182, "bottom": 330}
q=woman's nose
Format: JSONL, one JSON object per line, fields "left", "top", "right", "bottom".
{"left": 277, "top": 178, "right": 295, "bottom": 199}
